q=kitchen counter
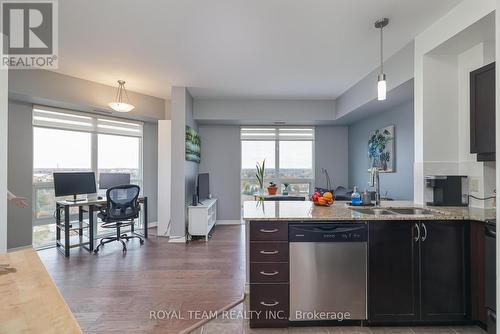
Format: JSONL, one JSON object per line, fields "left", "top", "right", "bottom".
{"left": 243, "top": 200, "right": 496, "bottom": 222}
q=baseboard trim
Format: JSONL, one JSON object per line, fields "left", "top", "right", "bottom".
{"left": 168, "top": 236, "right": 186, "bottom": 243}
{"left": 216, "top": 220, "right": 243, "bottom": 225}
{"left": 8, "top": 244, "right": 33, "bottom": 252}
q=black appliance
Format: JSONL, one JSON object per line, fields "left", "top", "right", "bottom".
{"left": 197, "top": 173, "right": 209, "bottom": 201}
{"left": 53, "top": 172, "right": 97, "bottom": 202}
{"left": 99, "top": 173, "right": 131, "bottom": 189}
{"left": 425, "top": 175, "right": 468, "bottom": 206}
{"left": 485, "top": 219, "right": 496, "bottom": 334}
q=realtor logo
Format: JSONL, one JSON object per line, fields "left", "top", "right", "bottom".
{"left": 1, "top": 0, "right": 58, "bottom": 69}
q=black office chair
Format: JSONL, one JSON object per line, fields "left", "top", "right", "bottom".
{"left": 94, "top": 184, "right": 144, "bottom": 253}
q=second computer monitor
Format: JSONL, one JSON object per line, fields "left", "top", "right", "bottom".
{"left": 99, "top": 173, "right": 131, "bottom": 189}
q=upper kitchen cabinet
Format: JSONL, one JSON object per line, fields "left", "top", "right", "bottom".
{"left": 470, "top": 62, "right": 496, "bottom": 161}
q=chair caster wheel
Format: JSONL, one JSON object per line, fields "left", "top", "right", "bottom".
{"left": 94, "top": 249, "right": 99, "bottom": 254}
{"left": 140, "top": 240, "right": 144, "bottom": 245}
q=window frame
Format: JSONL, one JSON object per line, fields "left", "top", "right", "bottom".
{"left": 240, "top": 126, "right": 315, "bottom": 197}
{"left": 32, "top": 105, "right": 144, "bottom": 227}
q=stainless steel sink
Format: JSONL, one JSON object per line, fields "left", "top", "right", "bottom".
{"left": 388, "top": 208, "right": 435, "bottom": 215}
{"left": 352, "top": 208, "right": 398, "bottom": 215}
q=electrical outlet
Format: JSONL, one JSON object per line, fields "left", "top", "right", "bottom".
{"left": 469, "top": 178, "right": 480, "bottom": 193}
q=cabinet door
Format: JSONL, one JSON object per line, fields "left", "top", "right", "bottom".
{"left": 420, "top": 221, "right": 470, "bottom": 321}
{"left": 369, "top": 221, "right": 420, "bottom": 323}
{"left": 470, "top": 62, "right": 496, "bottom": 160}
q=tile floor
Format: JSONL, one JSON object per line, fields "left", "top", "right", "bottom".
{"left": 190, "top": 302, "right": 487, "bottom": 334}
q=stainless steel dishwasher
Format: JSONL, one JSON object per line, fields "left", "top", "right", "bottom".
{"left": 289, "top": 223, "right": 367, "bottom": 322}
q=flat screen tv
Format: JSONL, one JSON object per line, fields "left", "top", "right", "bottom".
{"left": 197, "top": 173, "right": 209, "bottom": 201}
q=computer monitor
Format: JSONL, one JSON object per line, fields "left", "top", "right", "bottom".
{"left": 53, "top": 172, "right": 97, "bottom": 202}
{"left": 99, "top": 173, "right": 131, "bottom": 189}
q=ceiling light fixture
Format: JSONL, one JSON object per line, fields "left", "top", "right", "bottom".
{"left": 375, "top": 18, "right": 389, "bottom": 101}
{"left": 109, "top": 80, "right": 135, "bottom": 112}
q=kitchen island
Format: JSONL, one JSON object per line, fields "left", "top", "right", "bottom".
{"left": 243, "top": 200, "right": 495, "bottom": 328}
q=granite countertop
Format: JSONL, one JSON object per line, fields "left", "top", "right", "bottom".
{"left": 242, "top": 200, "right": 496, "bottom": 222}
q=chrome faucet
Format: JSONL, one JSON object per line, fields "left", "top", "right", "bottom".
{"left": 369, "top": 167, "right": 381, "bottom": 207}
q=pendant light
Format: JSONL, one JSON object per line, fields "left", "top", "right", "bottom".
{"left": 375, "top": 18, "right": 389, "bottom": 101}
{"left": 109, "top": 80, "right": 135, "bottom": 112}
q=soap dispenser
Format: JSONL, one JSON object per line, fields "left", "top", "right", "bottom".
{"left": 351, "top": 186, "right": 361, "bottom": 206}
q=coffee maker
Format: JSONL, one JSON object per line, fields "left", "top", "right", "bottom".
{"left": 425, "top": 176, "right": 469, "bottom": 206}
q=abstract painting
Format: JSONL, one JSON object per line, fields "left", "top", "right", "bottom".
{"left": 368, "top": 125, "right": 394, "bottom": 172}
{"left": 185, "top": 126, "right": 201, "bottom": 163}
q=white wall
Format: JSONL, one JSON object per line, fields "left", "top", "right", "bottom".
{"left": 414, "top": 0, "right": 496, "bottom": 203}
{"left": 0, "top": 64, "right": 7, "bottom": 253}
{"left": 315, "top": 126, "right": 349, "bottom": 189}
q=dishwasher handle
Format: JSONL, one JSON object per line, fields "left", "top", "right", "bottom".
{"left": 289, "top": 223, "right": 367, "bottom": 242}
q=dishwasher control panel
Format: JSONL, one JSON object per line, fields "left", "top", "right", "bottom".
{"left": 289, "top": 223, "right": 367, "bottom": 242}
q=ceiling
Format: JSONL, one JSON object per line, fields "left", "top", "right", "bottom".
{"left": 55, "top": 0, "right": 462, "bottom": 100}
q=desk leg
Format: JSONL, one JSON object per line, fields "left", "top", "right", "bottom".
{"left": 89, "top": 205, "right": 94, "bottom": 252}
{"left": 78, "top": 206, "right": 84, "bottom": 237}
{"left": 143, "top": 197, "right": 148, "bottom": 239}
{"left": 64, "top": 206, "right": 70, "bottom": 257}
{"left": 56, "top": 204, "right": 61, "bottom": 247}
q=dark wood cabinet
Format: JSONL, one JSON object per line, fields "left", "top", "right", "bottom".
{"left": 470, "top": 62, "right": 496, "bottom": 161}
{"left": 420, "top": 221, "right": 470, "bottom": 321}
{"left": 249, "top": 221, "right": 289, "bottom": 328}
{"left": 369, "top": 221, "right": 470, "bottom": 324}
{"left": 470, "top": 221, "right": 486, "bottom": 325}
{"left": 369, "top": 221, "right": 420, "bottom": 323}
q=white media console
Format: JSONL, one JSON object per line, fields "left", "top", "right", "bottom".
{"left": 188, "top": 198, "right": 217, "bottom": 240}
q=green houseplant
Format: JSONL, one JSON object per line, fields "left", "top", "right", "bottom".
{"left": 255, "top": 160, "right": 265, "bottom": 195}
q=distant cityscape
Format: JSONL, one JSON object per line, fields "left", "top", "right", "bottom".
{"left": 241, "top": 168, "right": 312, "bottom": 198}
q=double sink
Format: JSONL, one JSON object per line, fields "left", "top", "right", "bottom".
{"left": 351, "top": 207, "right": 436, "bottom": 216}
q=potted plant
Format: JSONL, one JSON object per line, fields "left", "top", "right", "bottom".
{"left": 267, "top": 182, "right": 278, "bottom": 195}
{"left": 283, "top": 182, "right": 290, "bottom": 195}
{"left": 255, "top": 160, "right": 265, "bottom": 195}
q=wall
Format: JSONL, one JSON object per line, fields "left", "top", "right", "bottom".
{"left": 198, "top": 125, "right": 241, "bottom": 221}
{"left": 9, "top": 70, "right": 166, "bottom": 122}
{"left": 0, "top": 61, "right": 7, "bottom": 253}
{"left": 349, "top": 100, "right": 415, "bottom": 200}
{"left": 413, "top": 0, "right": 496, "bottom": 203}
{"left": 7, "top": 101, "right": 33, "bottom": 249}
{"left": 157, "top": 120, "right": 171, "bottom": 236}
{"left": 314, "top": 126, "right": 349, "bottom": 189}
{"left": 336, "top": 42, "right": 415, "bottom": 119}
{"left": 194, "top": 99, "right": 336, "bottom": 124}
{"left": 170, "top": 87, "right": 198, "bottom": 238}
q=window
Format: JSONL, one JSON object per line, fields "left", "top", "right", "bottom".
{"left": 241, "top": 127, "right": 314, "bottom": 202}
{"left": 32, "top": 106, "right": 143, "bottom": 249}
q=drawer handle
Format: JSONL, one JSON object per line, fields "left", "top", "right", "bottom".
{"left": 260, "top": 250, "right": 279, "bottom": 255}
{"left": 260, "top": 300, "right": 279, "bottom": 307}
{"left": 259, "top": 228, "right": 279, "bottom": 233}
{"left": 260, "top": 271, "right": 279, "bottom": 276}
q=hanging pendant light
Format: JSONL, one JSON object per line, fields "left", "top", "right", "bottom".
{"left": 109, "top": 80, "right": 135, "bottom": 112}
{"left": 375, "top": 18, "right": 389, "bottom": 101}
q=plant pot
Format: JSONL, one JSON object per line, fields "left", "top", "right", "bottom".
{"left": 267, "top": 186, "right": 278, "bottom": 195}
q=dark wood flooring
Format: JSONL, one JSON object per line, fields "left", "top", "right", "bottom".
{"left": 38, "top": 225, "right": 246, "bottom": 334}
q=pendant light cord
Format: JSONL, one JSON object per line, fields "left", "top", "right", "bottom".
{"left": 380, "top": 25, "right": 384, "bottom": 74}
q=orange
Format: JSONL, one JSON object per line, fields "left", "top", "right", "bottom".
{"left": 317, "top": 197, "right": 327, "bottom": 205}
{"left": 323, "top": 192, "right": 333, "bottom": 200}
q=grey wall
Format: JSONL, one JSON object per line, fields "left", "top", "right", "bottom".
{"left": 8, "top": 101, "right": 33, "bottom": 249}
{"left": 198, "top": 125, "right": 241, "bottom": 221}
{"left": 9, "top": 70, "right": 166, "bottom": 122}
{"left": 143, "top": 122, "right": 158, "bottom": 222}
{"left": 194, "top": 99, "right": 336, "bottom": 124}
{"left": 348, "top": 100, "right": 414, "bottom": 200}
{"left": 337, "top": 42, "right": 414, "bottom": 119}
{"left": 185, "top": 90, "right": 198, "bottom": 213}
{"left": 315, "top": 126, "right": 349, "bottom": 189}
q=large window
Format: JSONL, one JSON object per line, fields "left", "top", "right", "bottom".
{"left": 241, "top": 127, "right": 314, "bottom": 202}
{"left": 32, "top": 106, "right": 143, "bottom": 248}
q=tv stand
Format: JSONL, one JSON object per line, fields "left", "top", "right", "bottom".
{"left": 188, "top": 198, "right": 217, "bottom": 241}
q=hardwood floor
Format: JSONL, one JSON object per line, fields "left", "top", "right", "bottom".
{"left": 39, "top": 225, "right": 246, "bottom": 334}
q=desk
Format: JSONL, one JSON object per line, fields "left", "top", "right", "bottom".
{"left": 55, "top": 196, "right": 148, "bottom": 257}
{"left": 0, "top": 249, "right": 82, "bottom": 333}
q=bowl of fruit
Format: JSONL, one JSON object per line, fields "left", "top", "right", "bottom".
{"left": 311, "top": 191, "right": 334, "bottom": 207}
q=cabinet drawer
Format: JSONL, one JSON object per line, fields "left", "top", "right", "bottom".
{"left": 250, "top": 283, "right": 289, "bottom": 328}
{"left": 250, "top": 262, "right": 289, "bottom": 283}
{"left": 250, "top": 222, "right": 288, "bottom": 241}
{"left": 250, "top": 242, "right": 289, "bottom": 262}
